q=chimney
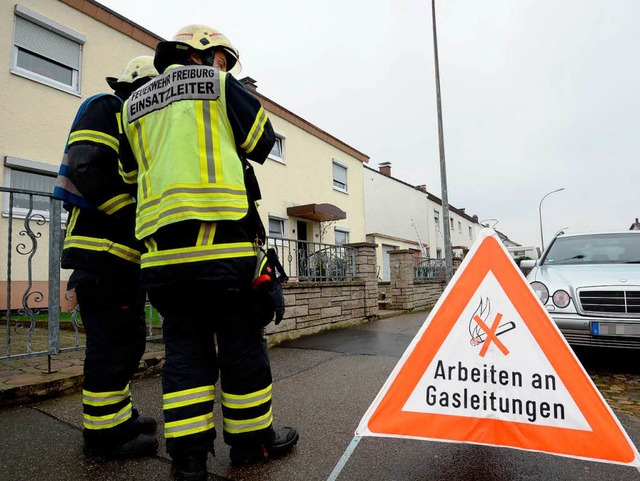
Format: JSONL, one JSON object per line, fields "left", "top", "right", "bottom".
{"left": 240, "top": 76, "right": 258, "bottom": 93}
{"left": 416, "top": 184, "right": 427, "bottom": 193}
{"left": 378, "top": 162, "right": 392, "bottom": 177}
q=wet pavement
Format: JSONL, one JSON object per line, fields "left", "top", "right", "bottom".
{"left": 2, "top": 310, "right": 640, "bottom": 480}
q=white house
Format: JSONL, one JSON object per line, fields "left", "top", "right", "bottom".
{"left": 364, "top": 162, "right": 482, "bottom": 281}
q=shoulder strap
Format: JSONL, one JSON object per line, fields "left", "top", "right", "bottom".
{"left": 53, "top": 93, "right": 121, "bottom": 209}
{"left": 240, "top": 156, "right": 267, "bottom": 245}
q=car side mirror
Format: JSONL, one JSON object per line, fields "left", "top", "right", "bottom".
{"left": 519, "top": 259, "right": 537, "bottom": 269}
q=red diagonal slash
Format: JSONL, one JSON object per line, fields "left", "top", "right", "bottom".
{"left": 474, "top": 313, "right": 510, "bottom": 357}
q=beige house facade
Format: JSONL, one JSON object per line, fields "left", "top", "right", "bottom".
{"left": 242, "top": 78, "right": 368, "bottom": 250}
{"left": 0, "top": 0, "right": 159, "bottom": 309}
{"left": 1, "top": 1, "right": 369, "bottom": 308}
{"left": 364, "top": 163, "right": 481, "bottom": 281}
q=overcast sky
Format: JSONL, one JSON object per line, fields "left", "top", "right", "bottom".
{"left": 98, "top": 0, "right": 640, "bottom": 248}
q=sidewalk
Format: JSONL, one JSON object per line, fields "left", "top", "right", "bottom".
{"left": 2, "top": 311, "right": 640, "bottom": 481}
{"left": 0, "top": 335, "right": 165, "bottom": 407}
{"left": 0, "top": 311, "right": 402, "bottom": 408}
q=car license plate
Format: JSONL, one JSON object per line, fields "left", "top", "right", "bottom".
{"left": 591, "top": 322, "right": 640, "bottom": 337}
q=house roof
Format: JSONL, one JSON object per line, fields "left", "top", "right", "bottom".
{"left": 62, "top": 0, "right": 163, "bottom": 48}
{"left": 364, "top": 164, "right": 480, "bottom": 224}
{"left": 241, "top": 79, "right": 369, "bottom": 163}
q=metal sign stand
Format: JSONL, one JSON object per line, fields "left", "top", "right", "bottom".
{"left": 326, "top": 436, "right": 362, "bottom": 481}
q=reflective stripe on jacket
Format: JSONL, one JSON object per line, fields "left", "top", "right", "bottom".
{"left": 57, "top": 94, "right": 141, "bottom": 275}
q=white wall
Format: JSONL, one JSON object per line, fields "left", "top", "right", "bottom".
{"left": 364, "top": 166, "right": 481, "bottom": 274}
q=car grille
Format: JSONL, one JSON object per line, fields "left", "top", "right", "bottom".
{"left": 578, "top": 290, "right": 640, "bottom": 316}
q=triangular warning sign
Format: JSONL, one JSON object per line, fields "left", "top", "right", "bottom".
{"left": 356, "top": 229, "right": 640, "bottom": 467}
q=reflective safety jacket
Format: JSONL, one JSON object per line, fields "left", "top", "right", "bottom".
{"left": 54, "top": 94, "right": 141, "bottom": 282}
{"left": 121, "top": 65, "right": 275, "bottom": 287}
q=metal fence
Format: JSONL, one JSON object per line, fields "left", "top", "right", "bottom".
{"left": 0, "top": 188, "right": 164, "bottom": 361}
{"left": 414, "top": 256, "right": 447, "bottom": 280}
{"left": 1, "top": 187, "right": 354, "bottom": 361}
{"left": 265, "top": 237, "right": 355, "bottom": 281}
{"left": 1, "top": 188, "right": 65, "bottom": 360}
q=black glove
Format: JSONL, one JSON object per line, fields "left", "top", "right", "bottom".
{"left": 267, "top": 281, "right": 285, "bottom": 325}
{"left": 252, "top": 247, "right": 287, "bottom": 327}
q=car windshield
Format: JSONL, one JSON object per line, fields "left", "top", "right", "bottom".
{"left": 542, "top": 233, "right": 640, "bottom": 265}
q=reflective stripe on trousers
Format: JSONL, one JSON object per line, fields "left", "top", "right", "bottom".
{"left": 163, "top": 385, "right": 216, "bottom": 439}
{"left": 83, "top": 400, "right": 133, "bottom": 430}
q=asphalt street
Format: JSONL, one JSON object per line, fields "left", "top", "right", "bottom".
{"left": 2, "top": 310, "right": 640, "bottom": 481}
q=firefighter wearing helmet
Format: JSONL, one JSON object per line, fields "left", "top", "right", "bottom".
{"left": 121, "top": 25, "right": 298, "bottom": 480}
{"left": 54, "top": 56, "right": 159, "bottom": 457}
{"left": 154, "top": 24, "right": 242, "bottom": 74}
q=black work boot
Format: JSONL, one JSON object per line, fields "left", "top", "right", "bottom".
{"left": 84, "top": 433, "right": 158, "bottom": 458}
{"left": 134, "top": 415, "right": 158, "bottom": 434}
{"left": 229, "top": 427, "right": 299, "bottom": 466}
{"left": 132, "top": 408, "right": 158, "bottom": 434}
{"left": 171, "top": 451, "right": 208, "bottom": 481}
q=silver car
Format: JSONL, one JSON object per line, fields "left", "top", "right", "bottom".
{"left": 521, "top": 231, "right": 640, "bottom": 349}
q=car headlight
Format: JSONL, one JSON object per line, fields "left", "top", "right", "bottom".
{"left": 552, "top": 290, "right": 571, "bottom": 308}
{"left": 530, "top": 281, "right": 549, "bottom": 304}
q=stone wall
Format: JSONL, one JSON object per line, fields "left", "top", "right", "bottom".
{"left": 388, "top": 249, "right": 448, "bottom": 311}
{"left": 265, "top": 243, "right": 379, "bottom": 345}
{"left": 263, "top": 243, "right": 450, "bottom": 346}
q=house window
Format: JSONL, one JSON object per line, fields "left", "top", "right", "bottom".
{"left": 458, "top": 221, "right": 462, "bottom": 233}
{"left": 450, "top": 218, "right": 454, "bottom": 230}
{"left": 268, "top": 135, "right": 285, "bottom": 163}
{"left": 468, "top": 226, "right": 473, "bottom": 239}
{"left": 267, "top": 216, "right": 286, "bottom": 247}
{"left": 434, "top": 210, "right": 440, "bottom": 227}
{"left": 3, "top": 157, "right": 58, "bottom": 219}
{"left": 268, "top": 217, "right": 285, "bottom": 238}
{"left": 436, "top": 249, "right": 442, "bottom": 259}
{"left": 11, "top": 6, "right": 85, "bottom": 95}
{"left": 332, "top": 160, "right": 348, "bottom": 192}
{"left": 334, "top": 228, "right": 349, "bottom": 246}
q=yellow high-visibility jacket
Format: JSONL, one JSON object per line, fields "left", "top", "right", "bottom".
{"left": 121, "top": 65, "right": 275, "bottom": 287}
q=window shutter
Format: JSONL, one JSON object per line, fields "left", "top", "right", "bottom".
{"left": 333, "top": 163, "right": 347, "bottom": 184}
{"left": 15, "top": 16, "right": 81, "bottom": 69}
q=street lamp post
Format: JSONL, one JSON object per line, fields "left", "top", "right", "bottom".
{"left": 538, "top": 188, "right": 565, "bottom": 251}
{"left": 431, "top": 0, "right": 453, "bottom": 281}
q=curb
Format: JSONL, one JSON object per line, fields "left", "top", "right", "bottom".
{"left": 0, "top": 349, "right": 165, "bottom": 408}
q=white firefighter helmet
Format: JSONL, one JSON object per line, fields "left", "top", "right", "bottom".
{"left": 106, "top": 55, "right": 158, "bottom": 90}
{"left": 154, "top": 24, "right": 241, "bottom": 75}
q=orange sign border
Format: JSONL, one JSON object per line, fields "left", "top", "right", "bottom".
{"left": 367, "top": 235, "right": 636, "bottom": 464}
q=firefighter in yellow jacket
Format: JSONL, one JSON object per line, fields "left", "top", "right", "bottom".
{"left": 54, "top": 56, "right": 159, "bottom": 457}
{"left": 121, "top": 25, "right": 298, "bottom": 480}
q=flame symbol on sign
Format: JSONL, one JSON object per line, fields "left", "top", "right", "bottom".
{"left": 469, "top": 297, "right": 516, "bottom": 347}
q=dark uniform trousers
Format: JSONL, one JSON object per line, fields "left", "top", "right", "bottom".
{"left": 148, "top": 280, "right": 274, "bottom": 459}
{"left": 76, "top": 273, "right": 146, "bottom": 445}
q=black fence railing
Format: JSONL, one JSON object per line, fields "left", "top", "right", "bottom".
{"left": 0, "top": 187, "right": 355, "bottom": 360}
{"left": 1, "top": 187, "right": 65, "bottom": 360}
{"left": 265, "top": 237, "right": 355, "bottom": 282}
{"left": 414, "top": 257, "right": 447, "bottom": 280}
